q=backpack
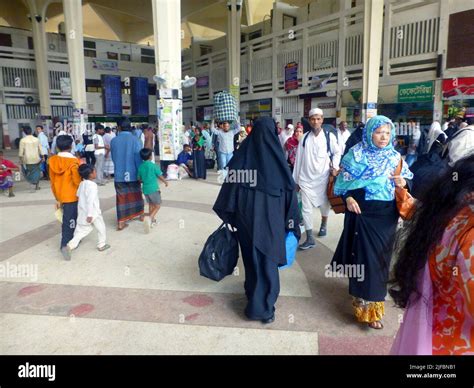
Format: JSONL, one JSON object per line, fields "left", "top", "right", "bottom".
{"left": 410, "top": 127, "right": 472, "bottom": 199}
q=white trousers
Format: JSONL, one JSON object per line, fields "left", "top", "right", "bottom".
{"left": 68, "top": 215, "right": 107, "bottom": 249}
{"left": 301, "top": 189, "right": 330, "bottom": 230}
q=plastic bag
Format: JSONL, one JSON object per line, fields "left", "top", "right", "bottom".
{"left": 279, "top": 231, "right": 298, "bottom": 270}
{"left": 166, "top": 164, "right": 179, "bottom": 180}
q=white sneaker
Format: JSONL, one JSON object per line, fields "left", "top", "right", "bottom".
{"left": 151, "top": 220, "right": 159, "bottom": 228}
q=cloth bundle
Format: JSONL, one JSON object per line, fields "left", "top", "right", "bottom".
{"left": 213, "top": 91, "right": 238, "bottom": 123}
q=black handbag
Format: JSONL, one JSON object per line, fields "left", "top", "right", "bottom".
{"left": 198, "top": 223, "right": 239, "bottom": 281}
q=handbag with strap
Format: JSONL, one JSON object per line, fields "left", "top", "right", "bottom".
{"left": 198, "top": 223, "right": 239, "bottom": 281}
{"left": 323, "top": 131, "right": 346, "bottom": 214}
{"left": 394, "top": 158, "right": 416, "bottom": 220}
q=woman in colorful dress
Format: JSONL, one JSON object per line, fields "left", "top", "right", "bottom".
{"left": 191, "top": 127, "right": 206, "bottom": 179}
{"left": 390, "top": 155, "right": 474, "bottom": 355}
{"left": 284, "top": 124, "right": 304, "bottom": 172}
{"left": 0, "top": 150, "right": 19, "bottom": 197}
{"left": 332, "top": 115, "right": 413, "bottom": 329}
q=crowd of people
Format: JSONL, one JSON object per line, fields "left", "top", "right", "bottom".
{"left": 3, "top": 107, "right": 473, "bottom": 355}
{"left": 212, "top": 110, "right": 472, "bottom": 355}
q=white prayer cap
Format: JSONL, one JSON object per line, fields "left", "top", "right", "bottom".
{"left": 308, "top": 108, "right": 324, "bottom": 117}
{"left": 287, "top": 124, "right": 294, "bottom": 130}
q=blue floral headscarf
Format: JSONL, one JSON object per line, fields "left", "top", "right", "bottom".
{"left": 334, "top": 115, "right": 413, "bottom": 201}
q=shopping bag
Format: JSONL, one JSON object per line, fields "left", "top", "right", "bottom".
{"left": 279, "top": 231, "right": 298, "bottom": 270}
{"left": 54, "top": 207, "right": 63, "bottom": 223}
{"left": 199, "top": 223, "right": 239, "bottom": 281}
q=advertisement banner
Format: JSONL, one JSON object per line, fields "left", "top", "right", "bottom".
{"left": 196, "top": 76, "right": 209, "bottom": 88}
{"left": 442, "top": 77, "right": 474, "bottom": 100}
{"left": 158, "top": 99, "right": 182, "bottom": 161}
{"left": 92, "top": 59, "right": 118, "bottom": 72}
{"left": 398, "top": 81, "right": 434, "bottom": 103}
{"left": 203, "top": 106, "right": 213, "bottom": 121}
{"left": 285, "top": 62, "right": 298, "bottom": 91}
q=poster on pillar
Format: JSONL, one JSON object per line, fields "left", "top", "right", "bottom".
{"left": 158, "top": 99, "right": 182, "bottom": 161}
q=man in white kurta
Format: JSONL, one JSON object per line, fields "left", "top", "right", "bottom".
{"left": 336, "top": 121, "right": 351, "bottom": 155}
{"left": 293, "top": 108, "right": 341, "bottom": 250}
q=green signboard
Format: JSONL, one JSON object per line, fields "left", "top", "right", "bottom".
{"left": 398, "top": 81, "right": 434, "bottom": 103}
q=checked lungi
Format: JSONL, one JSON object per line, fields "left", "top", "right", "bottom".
{"left": 114, "top": 181, "right": 144, "bottom": 223}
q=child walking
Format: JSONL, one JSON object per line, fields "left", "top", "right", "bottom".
{"left": 49, "top": 135, "right": 81, "bottom": 260}
{"left": 64, "top": 164, "right": 110, "bottom": 259}
{"left": 138, "top": 148, "right": 168, "bottom": 233}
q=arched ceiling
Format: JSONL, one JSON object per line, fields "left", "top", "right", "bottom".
{"left": 0, "top": 0, "right": 307, "bottom": 47}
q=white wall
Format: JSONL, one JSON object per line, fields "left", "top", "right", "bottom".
{"left": 449, "top": 0, "right": 474, "bottom": 14}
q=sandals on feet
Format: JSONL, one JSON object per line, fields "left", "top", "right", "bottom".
{"left": 98, "top": 244, "right": 111, "bottom": 252}
{"left": 368, "top": 321, "right": 384, "bottom": 329}
{"left": 117, "top": 223, "right": 128, "bottom": 231}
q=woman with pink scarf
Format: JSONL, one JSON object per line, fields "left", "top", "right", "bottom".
{"left": 284, "top": 124, "right": 304, "bottom": 172}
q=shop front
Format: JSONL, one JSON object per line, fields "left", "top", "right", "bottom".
{"left": 240, "top": 98, "right": 272, "bottom": 123}
{"left": 342, "top": 81, "right": 435, "bottom": 130}
{"left": 442, "top": 77, "right": 474, "bottom": 119}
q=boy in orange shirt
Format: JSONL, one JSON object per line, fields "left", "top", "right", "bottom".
{"left": 49, "top": 135, "right": 82, "bottom": 260}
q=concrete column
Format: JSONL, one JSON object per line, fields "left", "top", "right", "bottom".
{"left": 227, "top": 0, "right": 242, "bottom": 111}
{"left": 381, "top": 0, "right": 392, "bottom": 80}
{"left": 63, "top": 0, "right": 87, "bottom": 111}
{"left": 63, "top": 0, "right": 88, "bottom": 138}
{"left": 152, "top": 0, "right": 183, "bottom": 160}
{"left": 26, "top": 0, "right": 52, "bottom": 118}
{"left": 0, "top": 51, "right": 10, "bottom": 148}
{"left": 272, "top": 36, "right": 278, "bottom": 94}
{"left": 153, "top": 0, "right": 182, "bottom": 89}
{"left": 361, "top": 0, "right": 384, "bottom": 122}
{"left": 0, "top": 104, "right": 10, "bottom": 149}
{"left": 191, "top": 45, "right": 197, "bottom": 124}
{"left": 433, "top": 0, "right": 450, "bottom": 122}
{"left": 209, "top": 56, "right": 214, "bottom": 99}
{"left": 301, "top": 27, "right": 308, "bottom": 93}
{"left": 336, "top": 0, "right": 351, "bottom": 121}
{"left": 247, "top": 44, "right": 253, "bottom": 95}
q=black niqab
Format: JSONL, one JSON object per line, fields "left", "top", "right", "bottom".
{"left": 225, "top": 116, "right": 294, "bottom": 196}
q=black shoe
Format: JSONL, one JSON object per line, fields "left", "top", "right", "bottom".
{"left": 318, "top": 226, "right": 327, "bottom": 237}
{"left": 261, "top": 314, "right": 275, "bottom": 324}
{"left": 298, "top": 240, "right": 316, "bottom": 250}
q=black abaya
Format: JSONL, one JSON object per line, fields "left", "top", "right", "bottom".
{"left": 192, "top": 149, "right": 206, "bottom": 179}
{"left": 331, "top": 188, "right": 399, "bottom": 302}
{"left": 213, "top": 117, "right": 300, "bottom": 321}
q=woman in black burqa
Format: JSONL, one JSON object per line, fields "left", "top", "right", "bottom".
{"left": 213, "top": 117, "right": 301, "bottom": 324}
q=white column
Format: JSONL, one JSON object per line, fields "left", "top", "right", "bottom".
{"left": 227, "top": 0, "right": 242, "bottom": 113}
{"left": 152, "top": 0, "right": 183, "bottom": 161}
{"left": 247, "top": 44, "right": 253, "bottom": 95}
{"left": 433, "top": 0, "right": 450, "bottom": 122}
{"left": 272, "top": 36, "right": 278, "bottom": 93}
{"left": 26, "top": 0, "right": 52, "bottom": 117}
{"left": 301, "top": 27, "right": 308, "bottom": 93}
{"left": 153, "top": 0, "right": 182, "bottom": 90}
{"left": 63, "top": 0, "right": 88, "bottom": 138}
{"left": 336, "top": 0, "right": 351, "bottom": 121}
{"left": 0, "top": 104, "right": 10, "bottom": 149}
{"left": 63, "top": 0, "right": 87, "bottom": 111}
{"left": 361, "top": 0, "right": 384, "bottom": 122}
{"left": 381, "top": 0, "right": 392, "bottom": 80}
